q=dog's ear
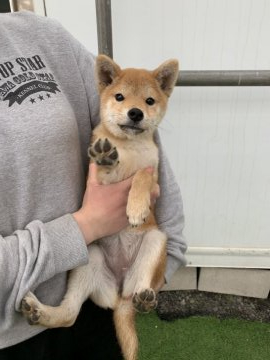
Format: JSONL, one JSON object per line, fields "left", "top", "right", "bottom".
{"left": 96, "top": 55, "right": 121, "bottom": 93}
{"left": 153, "top": 59, "right": 179, "bottom": 97}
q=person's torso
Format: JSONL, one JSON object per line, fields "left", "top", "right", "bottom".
{"left": 0, "top": 12, "right": 92, "bottom": 234}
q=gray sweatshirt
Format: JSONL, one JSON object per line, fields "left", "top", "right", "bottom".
{"left": 0, "top": 11, "right": 186, "bottom": 348}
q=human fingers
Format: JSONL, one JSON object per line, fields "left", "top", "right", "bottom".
{"left": 151, "top": 184, "right": 160, "bottom": 206}
{"left": 116, "top": 173, "right": 133, "bottom": 190}
{"left": 151, "top": 183, "right": 160, "bottom": 198}
{"left": 145, "top": 167, "right": 154, "bottom": 174}
{"left": 88, "top": 162, "right": 100, "bottom": 185}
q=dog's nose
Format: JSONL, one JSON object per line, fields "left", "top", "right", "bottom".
{"left": 128, "top": 108, "right": 144, "bottom": 122}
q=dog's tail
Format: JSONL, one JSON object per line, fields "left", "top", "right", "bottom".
{"left": 113, "top": 298, "right": 138, "bottom": 360}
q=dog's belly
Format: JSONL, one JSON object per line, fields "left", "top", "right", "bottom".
{"left": 98, "top": 230, "right": 144, "bottom": 289}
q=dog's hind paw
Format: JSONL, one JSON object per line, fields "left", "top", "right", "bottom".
{"left": 132, "top": 288, "right": 157, "bottom": 313}
{"left": 88, "top": 138, "right": 119, "bottom": 167}
{"left": 21, "top": 292, "right": 48, "bottom": 326}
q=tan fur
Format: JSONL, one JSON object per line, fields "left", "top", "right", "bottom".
{"left": 21, "top": 55, "right": 179, "bottom": 360}
{"left": 113, "top": 299, "right": 137, "bottom": 360}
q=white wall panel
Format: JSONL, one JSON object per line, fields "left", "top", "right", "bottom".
{"left": 111, "top": 0, "right": 270, "bottom": 268}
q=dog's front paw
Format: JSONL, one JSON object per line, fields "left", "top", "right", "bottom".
{"left": 21, "top": 292, "right": 48, "bottom": 326}
{"left": 88, "top": 138, "right": 119, "bottom": 167}
{"left": 126, "top": 196, "right": 151, "bottom": 227}
{"left": 132, "top": 288, "right": 157, "bottom": 313}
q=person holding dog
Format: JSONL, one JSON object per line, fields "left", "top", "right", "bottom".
{"left": 0, "top": 10, "right": 186, "bottom": 360}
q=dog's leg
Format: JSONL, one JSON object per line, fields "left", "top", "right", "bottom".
{"left": 114, "top": 298, "right": 137, "bottom": 360}
{"left": 122, "top": 228, "right": 167, "bottom": 313}
{"left": 126, "top": 169, "right": 156, "bottom": 226}
{"left": 21, "top": 244, "right": 118, "bottom": 327}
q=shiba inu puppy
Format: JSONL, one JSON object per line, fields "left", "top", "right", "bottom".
{"left": 21, "top": 55, "right": 179, "bottom": 360}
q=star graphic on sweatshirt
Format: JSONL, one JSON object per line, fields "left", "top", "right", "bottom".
{"left": 29, "top": 98, "right": 36, "bottom": 104}
{"left": 46, "top": 93, "right": 51, "bottom": 98}
{"left": 38, "top": 95, "right": 44, "bottom": 101}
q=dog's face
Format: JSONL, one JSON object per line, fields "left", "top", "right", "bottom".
{"left": 96, "top": 55, "right": 179, "bottom": 139}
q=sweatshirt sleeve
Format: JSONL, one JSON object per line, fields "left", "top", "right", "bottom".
{"left": 154, "top": 133, "right": 187, "bottom": 283}
{"left": 0, "top": 214, "right": 89, "bottom": 311}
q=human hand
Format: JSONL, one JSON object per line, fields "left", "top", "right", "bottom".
{"left": 73, "top": 163, "right": 133, "bottom": 245}
{"left": 73, "top": 163, "right": 160, "bottom": 245}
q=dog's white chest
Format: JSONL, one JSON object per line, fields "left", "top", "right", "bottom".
{"left": 105, "top": 141, "right": 159, "bottom": 184}
{"left": 123, "top": 142, "right": 157, "bottom": 163}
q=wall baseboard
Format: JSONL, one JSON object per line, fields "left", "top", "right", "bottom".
{"left": 186, "top": 246, "right": 270, "bottom": 268}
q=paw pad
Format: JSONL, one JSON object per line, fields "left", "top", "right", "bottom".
{"left": 132, "top": 288, "right": 157, "bottom": 313}
{"left": 21, "top": 293, "right": 43, "bottom": 325}
{"left": 88, "top": 138, "right": 119, "bottom": 166}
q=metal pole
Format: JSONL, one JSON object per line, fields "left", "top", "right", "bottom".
{"left": 95, "top": 1, "right": 270, "bottom": 86}
{"left": 95, "top": 0, "right": 113, "bottom": 57}
{"left": 9, "top": 0, "right": 34, "bottom": 12}
{"left": 176, "top": 70, "right": 270, "bottom": 86}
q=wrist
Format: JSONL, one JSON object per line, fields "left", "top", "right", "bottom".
{"left": 72, "top": 210, "right": 97, "bottom": 245}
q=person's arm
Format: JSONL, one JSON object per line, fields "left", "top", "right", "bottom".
{"left": 0, "top": 163, "right": 133, "bottom": 312}
{"left": 0, "top": 214, "right": 88, "bottom": 312}
{"left": 154, "top": 133, "right": 187, "bottom": 283}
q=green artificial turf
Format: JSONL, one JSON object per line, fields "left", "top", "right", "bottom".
{"left": 137, "top": 312, "right": 270, "bottom": 360}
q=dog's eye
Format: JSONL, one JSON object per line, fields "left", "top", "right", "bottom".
{"left": 146, "top": 97, "right": 155, "bottom": 105}
{"left": 115, "top": 93, "right": 125, "bottom": 101}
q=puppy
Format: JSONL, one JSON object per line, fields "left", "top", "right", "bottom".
{"left": 21, "top": 55, "right": 179, "bottom": 360}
